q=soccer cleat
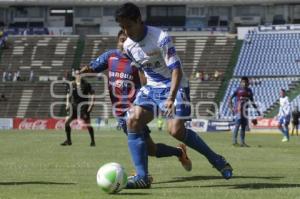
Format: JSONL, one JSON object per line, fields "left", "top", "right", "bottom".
{"left": 240, "top": 143, "right": 250, "bottom": 147}
{"left": 213, "top": 156, "right": 233, "bottom": 180}
{"left": 60, "top": 140, "right": 72, "bottom": 146}
{"left": 130, "top": 173, "right": 153, "bottom": 183}
{"left": 232, "top": 143, "right": 240, "bottom": 147}
{"left": 220, "top": 163, "right": 233, "bottom": 180}
{"left": 177, "top": 144, "right": 192, "bottom": 171}
{"left": 126, "top": 175, "right": 151, "bottom": 189}
{"left": 90, "top": 141, "right": 96, "bottom": 147}
{"left": 281, "top": 137, "right": 289, "bottom": 142}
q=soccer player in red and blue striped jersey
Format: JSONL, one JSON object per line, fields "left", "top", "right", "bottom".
{"left": 229, "top": 77, "right": 260, "bottom": 147}
{"left": 80, "top": 30, "right": 192, "bottom": 172}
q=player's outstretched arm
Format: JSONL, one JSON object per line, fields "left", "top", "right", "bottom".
{"left": 79, "top": 65, "right": 95, "bottom": 74}
{"left": 88, "top": 93, "right": 95, "bottom": 113}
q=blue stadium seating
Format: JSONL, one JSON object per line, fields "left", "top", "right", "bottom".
{"left": 234, "top": 32, "right": 300, "bottom": 77}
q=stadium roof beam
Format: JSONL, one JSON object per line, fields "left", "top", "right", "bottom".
{"left": 1, "top": 0, "right": 300, "bottom": 6}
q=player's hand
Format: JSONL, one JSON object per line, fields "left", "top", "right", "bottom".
{"left": 79, "top": 65, "right": 92, "bottom": 74}
{"left": 164, "top": 98, "right": 175, "bottom": 117}
{"left": 65, "top": 105, "right": 70, "bottom": 111}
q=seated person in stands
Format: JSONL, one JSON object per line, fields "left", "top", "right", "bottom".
{"left": 214, "top": 70, "right": 221, "bottom": 80}
{"left": 0, "top": 30, "right": 8, "bottom": 49}
{"left": 0, "top": 94, "right": 7, "bottom": 101}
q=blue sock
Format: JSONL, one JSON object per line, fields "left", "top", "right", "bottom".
{"left": 155, "top": 143, "right": 182, "bottom": 158}
{"left": 183, "top": 128, "right": 219, "bottom": 164}
{"left": 283, "top": 126, "right": 290, "bottom": 139}
{"left": 279, "top": 127, "right": 286, "bottom": 137}
{"left": 127, "top": 131, "right": 148, "bottom": 178}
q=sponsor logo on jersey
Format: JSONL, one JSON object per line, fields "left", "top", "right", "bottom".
{"left": 109, "top": 71, "right": 134, "bottom": 80}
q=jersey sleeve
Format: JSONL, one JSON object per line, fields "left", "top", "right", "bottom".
{"left": 89, "top": 50, "right": 112, "bottom": 72}
{"left": 159, "top": 31, "right": 182, "bottom": 70}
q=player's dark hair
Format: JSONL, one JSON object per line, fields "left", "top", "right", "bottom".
{"left": 115, "top": 2, "right": 141, "bottom": 22}
{"left": 241, "top": 76, "right": 249, "bottom": 83}
{"left": 281, "top": 88, "right": 286, "bottom": 93}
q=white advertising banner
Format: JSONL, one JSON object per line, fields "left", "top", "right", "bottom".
{"left": 0, "top": 118, "right": 13, "bottom": 130}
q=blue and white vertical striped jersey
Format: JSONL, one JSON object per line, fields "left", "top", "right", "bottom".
{"left": 278, "top": 96, "right": 291, "bottom": 117}
{"left": 123, "top": 26, "right": 189, "bottom": 88}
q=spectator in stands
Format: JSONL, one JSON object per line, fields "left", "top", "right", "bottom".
{"left": 0, "top": 93, "right": 7, "bottom": 101}
{"left": 291, "top": 106, "right": 300, "bottom": 136}
{"left": 0, "top": 30, "right": 8, "bottom": 49}
{"left": 199, "top": 71, "right": 204, "bottom": 81}
{"left": 194, "top": 71, "right": 200, "bottom": 80}
{"left": 13, "top": 71, "right": 17, "bottom": 82}
{"left": 16, "top": 70, "right": 20, "bottom": 81}
{"left": 29, "top": 70, "right": 34, "bottom": 82}
{"left": 7, "top": 71, "right": 12, "bottom": 81}
{"left": 204, "top": 73, "right": 210, "bottom": 81}
{"left": 276, "top": 89, "right": 291, "bottom": 142}
{"left": 2, "top": 70, "right": 6, "bottom": 82}
{"left": 214, "top": 70, "right": 221, "bottom": 80}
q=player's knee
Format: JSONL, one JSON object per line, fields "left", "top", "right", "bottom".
{"left": 168, "top": 127, "right": 184, "bottom": 141}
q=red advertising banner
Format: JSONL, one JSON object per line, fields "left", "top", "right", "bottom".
{"left": 13, "top": 118, "right": 85, "bottom": 130}
{"left": 251, "top": 118, "right": 279, "bottom": 129}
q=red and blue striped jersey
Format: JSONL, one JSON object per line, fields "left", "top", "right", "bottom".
{"left": 231, "top": 87, "right": 254, "bottom": 114}
{"left": 90, "top": 49, "right": 141, "bottom": 117}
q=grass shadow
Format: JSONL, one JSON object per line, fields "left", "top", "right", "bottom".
{"left": 153, "top": 175, "right": 284, "bottom": 184}
{"left": 117, "top": 192, "right": 152, "bottom": 196}
{"left": 0, "top": 181, "right": 76, "bottom": 186}
{"left": 202, "top": 183, "right": 300, "bottom": 190}
{"left": 152, "top": 182, "right": 300, "bottom": 190}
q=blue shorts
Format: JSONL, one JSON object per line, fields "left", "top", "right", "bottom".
{"left": 116, "top": 116, "right": 151, "bottom": 138}
{"left": 134, "top": 85, "right": 191, "bottom": 120}
{"left": 278, "top": 115, "right": 290, "bottom": 126}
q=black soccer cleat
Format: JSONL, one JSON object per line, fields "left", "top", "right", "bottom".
{"left": 60, "top": 140, "right": 72, "bottom": 146}
{"left": 90, "top": 141, "right": 96, "bottom": 147}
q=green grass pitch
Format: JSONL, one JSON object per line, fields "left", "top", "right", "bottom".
{"left": 0, "top": 129, "right": 299, "bottom": 199}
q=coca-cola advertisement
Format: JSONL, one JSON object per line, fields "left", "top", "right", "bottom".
{"left": 14, "top": 118, "right": 48, "bottom": 130}
{"left": 13, "top": 118, "right": 85, "bottom": 130}
{"left": 250, "top": 118, "right": 279, "bottom": 129}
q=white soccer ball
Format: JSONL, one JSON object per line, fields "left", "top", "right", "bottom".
{"left": 96, "top": 162, "right": 127, "bottom": 194}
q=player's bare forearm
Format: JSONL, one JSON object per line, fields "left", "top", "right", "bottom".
{"left": 88, "top": 94, "right": 95, "bottom": 112}
{"left": 138, "top": 70, "right": 147, "bottom": 86}
{"left": 80, "top": 65, "right": 95, "bottom": 74}
{"left": 66, "top": 94, "right": 70, "bottom": 109}
{"left": 168, "top": 68, "right": 182, "bottom": 101}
